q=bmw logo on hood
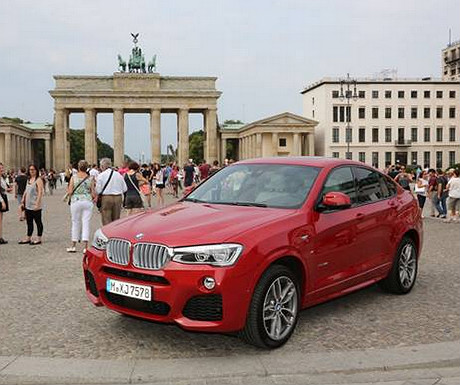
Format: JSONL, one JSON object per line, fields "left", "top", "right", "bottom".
{"left": 135, "top": 233, "right": 144, "bottom": 240}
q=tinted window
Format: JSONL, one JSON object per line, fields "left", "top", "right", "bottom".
{"left": 322, "top": 167, "right": 357, "bottom": 204}
{"left": 382, "top": 175, "right": 398, "bottom": 198}
{"left": 354, "top": 167, "right": 387, "bottom": 203}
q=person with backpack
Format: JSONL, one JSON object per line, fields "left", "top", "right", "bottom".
{"left": 123, "top": 162, "right": 148, "bottom": 216}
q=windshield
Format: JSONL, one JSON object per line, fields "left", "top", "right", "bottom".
{"left": 184, "top": 163, "right": 320, "bottom": 209}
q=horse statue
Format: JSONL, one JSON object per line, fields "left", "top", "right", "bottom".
{"left": 148, "top": 55, "right": 157, "bottom": 73}
{"left": 128, "top": 46, "right": 146, "bottom": 73}
{"left": 117, "top": 54, "right": 126, "bottom": 72}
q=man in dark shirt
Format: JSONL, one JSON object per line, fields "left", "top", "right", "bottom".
{"left": 199, "top": 161, "right": 210, "bottom": 181}
{"left": 436, "top": 169, "right": 448, "bottom": 218}
{"left": 15, "top": 167, "right": 27, "bottom": 221}
{"left": 427, "top": 169, "right": 439, "bottom": 217}
{"left": 184, "top": 161, "right": 195, "bottom": 187}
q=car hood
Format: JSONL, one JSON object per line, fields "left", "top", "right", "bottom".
{"left": 102, "top": 202, "right": 293, "bottom": 247}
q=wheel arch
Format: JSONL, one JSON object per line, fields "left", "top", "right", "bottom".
{"left": 401, "top": 229, "right": 421, "bottom": 257}
{"left": 268, "top": 255, "right": 307, "bottom": 298}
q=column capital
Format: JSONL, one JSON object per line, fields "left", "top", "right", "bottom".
{"left": 113, "top": 107, "right": 124, "bottom": 113}
{"left": 205, "top": 106, "right": 218, "bottom": 111}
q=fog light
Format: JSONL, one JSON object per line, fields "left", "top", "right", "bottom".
{"left": 203, "top": 276, "right": 216, "bottom": 290}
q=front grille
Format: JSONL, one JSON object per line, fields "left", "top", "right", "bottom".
{"left": 183, "top": 295, "right": 223, "bottom": 321}
{"left": 105, "top": 291, "right": 170, "bottom": 316}
{"left": 133, "top": 243, "right": 171, "bottom": 270}
{"left": 102, "top": 266, "right": 170, "bottom": 285}
{"left": 106, "top": 239, "right": 130, "bottom": 266}
{"left": 84, "top": 270, "right": 99, "bottom": 297}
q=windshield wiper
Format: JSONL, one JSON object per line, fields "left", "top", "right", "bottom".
{"left": 217, "top": 201, "right": 267, "bottom": 207}
{"left": 183, "top": 197, "right": 207, "bottom": 203}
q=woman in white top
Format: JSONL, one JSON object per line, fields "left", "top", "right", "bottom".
{"left": 414, "top": 170, "right": 429, "bottom": 217}
{"left": 445, "top": 169, "right": 460, "bottom": 222}
{"left": 153, "top": 163, "right": 165, "bottom": 207}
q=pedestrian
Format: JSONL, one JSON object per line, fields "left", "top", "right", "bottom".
{"left": 414, "top": 170, "right": 428, "bottom": 217}
{"left": 67, "top": 160, "right": 96, "bottom": 253}
{"left": 183, "top": 161, "right": 195, "bottom": 188}
{"left": 170, "top": 165, "right": 179, "bottom": 198}
{"left": 153, "top": 163, "right": 165, "bottom": 207}
{"left": 89, "top": 164, "right": 100, "bottom": 180}
{"left": 445, "top": 169, "right": 460, "bottom": 223}
{"left": 140, "top": 163, "right": 153, "bottom": 207}
{"left": 124, "top": 161, "right": 148, "bottom": 215}
{"left": 394, "top": 165, "right": 412, "bottom": 191}
{"left": 427, "top": 169, "right": 439, "bottom": 217}
{"left": 435, "top": 169, "right": 449, "bottom": 219}
{"left": 96, "top": 158, "right": 127, "bottom": 226}
{"left": 199, "top": 160, "right": 210, "bottom": 181}
{"left": 0, "top": 162, "right": 12, "bottom": 244}
{"left": 14, "top": 166, "right": 27, "bottom": 221}
{"left": 209, "top": 160, "right": 220, "bottom": 177}
{"left": 19, "top": 164, "right": 44, "bottom": 245}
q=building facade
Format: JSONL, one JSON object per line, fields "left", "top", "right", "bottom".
{"left": 442, "top": 40, "right": 460, "bottom": 81}
{"left": 302, "top": 78, "right": 460, "bottom": 170}
{"left": 219, "top": 112, "right": 316, "bottom": 161}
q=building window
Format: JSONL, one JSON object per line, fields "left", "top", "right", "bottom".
{"left": 411, "top": 127, "right": 418, "bottom": 142}
{"left": 436, "top": 151, "right": 443, "bottom": 169}
{"left": 424, "top": 152, "right": 430, "bottom": 168}
{"left": 359, "top": 152, "right": 365, "bottom": 163}
{"left": 385, "top": 152, "right": 392, "bottom": 167}
{"left": 436, "top": 107, "right": 443, "bottom": 119}
{"left": 436, "top": 90, "right": 443, "bottom": 98}
{"left": 411, "top": 152, "right": 417, "bottom": 166}
{"left": 333, "top": 106, "right": 338, "bottom": 122}
{"left": 449, "top": 107, "right": 456, "bottom": 119}
{"left": 424, "top": 90, "right": 430, "bottom": 98}
{"left": 385, "top": 128, "right": 392, "bottom": 143}
{"left": 340, "top": 106, "right": 345, "bottom": 122}
{"left": 372, "top": 107, "right": 379, "bottom": 119}
{"left": 332, "top": 90, "right": 339, "bottom": 98}
{"left": 358, "top": 107, "right": 365, "bottom": 119}
{"left": 398, "top": 107, "right": 405, "bottom": 119}
{"left": 449, "top": 90, "right": 456, "bottom": 98}
{"left": 372, "top": 128, "right": 379, "bottom": 143}
{"left": 424, "top": 127, "right": 430, "bottom": 142}
{"left": 385, "top": 107, "right": 392, "bottom": 119}
{"left": 279, "top": 138, "right": 287, "bottom": 147}
{"left": 345, "top": 152, "right": 352, "bottom": 160}
{"left": 359, "top": 127, "right": 365, "bottom": 143}
{"left": 332, "top": 152, "right": 339, "bottom": 158}
{"left": 450, "top": 126, "right": 456, "bottom": 142}
{"left": 436, "top": 126, "right": 443, "bottom": 142}
{"left": 449, "top": 151, "right": 456, "bottom": 167}
{"left": 411, "top": 90, "right": 418, "bottom": 98}
{"left": 332, "top": 127, "right": 339, "bottom": 143}
{"left": 423, "top": 107, "right": 430, "bottom": 119}
{"left": 372, "top": 152, "right": 379, "bottom": 168}
{"left": 385, "top": 90, "right": 392, "bottom": 99}
{"left": 411, "top": 107, "right": 417, "bottom": 119}
{"left": 398, "top": 90, "right": 405, "bottom": 98}
{"left": 372, "top": 90, "right": 379, "bottom": 99}
{"left": 358, "top": 90, "right": 365, "bottom": 98}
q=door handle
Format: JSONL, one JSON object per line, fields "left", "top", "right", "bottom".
{"left": 356, "top": 213, "right": 365, "bottom": 220}
{"left": 388, "top": 200, "right": 397, "bottom": 208}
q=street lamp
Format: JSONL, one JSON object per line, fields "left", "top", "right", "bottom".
{"left": 339, "top": 73, "right": 358, "bottom": 160}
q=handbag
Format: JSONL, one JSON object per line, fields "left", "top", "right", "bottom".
{"left": 65, "top": 175, "right": 90, "bottom": 205}
{"left": 127, "top": 173, "right": 148, "bottom": 209}
{"left": 96, "top": 169, "right": 114, "bottom": 209}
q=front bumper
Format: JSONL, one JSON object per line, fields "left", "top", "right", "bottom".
{"left": 82, "top": 247, "right": 253, "bottom": 333}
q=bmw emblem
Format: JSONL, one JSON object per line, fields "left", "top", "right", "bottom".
{"left": 135, "top": 233, "right": 144, "bottom": 240}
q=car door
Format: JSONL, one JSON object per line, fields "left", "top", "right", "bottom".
{"left": 309, "top": 166, "right": 361, "bottom": 297}
{"left": 352, "top": 166, "right": 396, "bottom": 275}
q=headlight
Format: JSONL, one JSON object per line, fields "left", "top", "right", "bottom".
{"left": 92, "top": 228, "right": 108, "bottom": 250}
{"left": 172, "top": 244, "right": 243, "bottom": 266}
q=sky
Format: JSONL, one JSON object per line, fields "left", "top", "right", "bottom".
{"left": 1, "top": 0, "right": 459, "bottom": 161}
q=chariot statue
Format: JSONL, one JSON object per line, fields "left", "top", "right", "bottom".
{"left": 116, "top": 33, "right": 157, "bottom": 74}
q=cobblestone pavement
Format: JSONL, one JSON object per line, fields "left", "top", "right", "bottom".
{"left": 0, "top": 186, "right": 458, "bottom": 360}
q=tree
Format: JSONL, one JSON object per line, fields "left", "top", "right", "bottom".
{"left": 189, "top": 130, "right": 204, "bottom": 163}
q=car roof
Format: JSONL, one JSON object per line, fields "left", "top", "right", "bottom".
{"left": 235, "top": 156, "right": 363, "bottom": 169}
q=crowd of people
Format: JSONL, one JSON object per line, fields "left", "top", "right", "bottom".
{"left": 1, "top": 158, "right": 458, "bottom": 249}
{"left": 0, "top": 158, "right": 229, "bottom": 249}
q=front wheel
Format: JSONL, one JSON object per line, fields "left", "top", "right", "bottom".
{"left": 240, "top": 265, "right": 300, "bottom": 348}
{"left": 379, "top": 236, "right": 418, "bottom": 294}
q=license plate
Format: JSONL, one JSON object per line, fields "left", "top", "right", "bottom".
{"left": 106, "top": 278, "right": 152, "bottom": 301}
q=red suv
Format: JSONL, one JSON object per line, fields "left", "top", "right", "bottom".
{"left": 83, "top": 157, "right": 422, "bottom": 348}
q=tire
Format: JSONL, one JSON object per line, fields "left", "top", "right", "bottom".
{"left": 240, "top": 264, "right": 300, "bottom": 348}
{"left": 379, "top": 236, "right": 418, "bottom": 294}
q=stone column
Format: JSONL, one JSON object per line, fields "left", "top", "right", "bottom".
{"left": 14, "top": 135, "right": 19, "bottom": 169}
{"left": 205, "top": 108, "right": 218, "bottom": 163}
{"left": 307, "top": 133, "right": 315, "bottom": 156}
{"left": 4, "top": 133, "right": 11, "bottom": 168}
{"left": 54, "top": 108, "right": 66, "bottom": 170}
{"left": 293, "top": 133, "right": 300, "bottom": 156}
{"left": 221, "top": 138, "right": 227, "bottom": 163}
{"left": 150, "top": 108, "right": 161, "bottom": 163}
{"left": 177, "top": 108, "right": 189, "bottom": 166}
{"left": 44, "top": 138, "right": 51, "bottom": 170}
{"left": 271, "top": 132, "right": 278, "bottom": 156}
{"left": 241, "top": 137, "right": 246, "bottom": 159}
{"left": 256, "top": 133, "right": 262, "bottom": 158}
{"left": 113, "top": 108, "right": 124, "bottom": 167}
{"left": 28, "top": 139, "right": 33, "bottom": 166}
{"left": 85, "top": 108, "right": 97, "bottom": 164}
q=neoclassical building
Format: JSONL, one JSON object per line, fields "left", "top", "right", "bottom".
{"left": 0, "top": 119, "right": 53, "bottom": 169}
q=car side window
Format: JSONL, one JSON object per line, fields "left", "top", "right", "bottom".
{"left": 354, "top": 167, "right": 387, "bottom": 203}
{"left": 322, "top": 166, "right": 357, "bottom": 204}
{"left": 382, "top": 175, "right": 398, "bottom": 198}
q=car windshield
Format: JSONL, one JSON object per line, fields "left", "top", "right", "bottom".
{"left": 184, "top": 163, "right": 320, "bottom": 209}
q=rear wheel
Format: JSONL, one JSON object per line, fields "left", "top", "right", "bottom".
{"left": 379, "top": 236, "right": 418, "bottom": 294}
{"left": 240, "top": 265, "right": 300, "bottom": 348}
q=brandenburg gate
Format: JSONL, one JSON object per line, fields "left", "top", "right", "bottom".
{"left": 49, "top": 35, "right": 221, "bottom": 170}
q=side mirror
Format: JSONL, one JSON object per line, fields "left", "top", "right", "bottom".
{"left": 322, "top": 191, "right": 351, "bottom": 210}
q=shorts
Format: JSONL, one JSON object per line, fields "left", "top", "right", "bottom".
{"left": 17, "top": 194, "right": 23, "bottom": 205}
{"left": 447, "top": 197, "right": 460, "bottom": 212}
{"left": 155, "top": 184, "right": 165, "bottom": 189}
{"left": 124, "top": 194, "right": 143, "bottom": 209}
